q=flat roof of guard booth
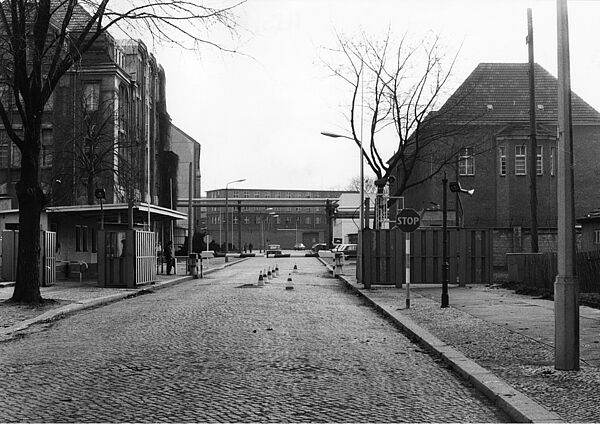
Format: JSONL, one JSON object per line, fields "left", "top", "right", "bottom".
{"left": 45, "top": 203, "right": 187, "bottom": 223}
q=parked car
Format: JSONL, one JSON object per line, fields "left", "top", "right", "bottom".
{"left": 293, "top": 243, "right": 306, "bottom": 250}
{"left": 311, "top": 243, "right": 328, "bottom": 253}
{"left": 266, "top": 244, "right": 282, "bottom": 257}
{"left": 332, "top": 244, "right": 357, "bottom": 259}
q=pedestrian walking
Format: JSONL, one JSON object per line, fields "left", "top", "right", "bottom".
{"left": 248, "top": 242, "right": 253, "bottom": 253}
{"left": 244, "top": 243, "right": 248, "bottom": 253}
{"left": 165, "top": 241, "right": 174, "bottom": 275}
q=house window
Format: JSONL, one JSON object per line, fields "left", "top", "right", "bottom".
{"left": 515, "top": 145, "right": 527, "bottom": 175}
{"left": 275, "top": 216, "right": 281, "bottom": 225}
{"left": 537, "top": 146, "right": 543, "bottom": 175}
{"left": 0, "top": 131, "right": 9, "bottom": 168}
{"left": 83, "top": 82, "right": 100, "bottom": 111}
{"left": 232, "top": 191, "right": 239, "bottom": 198}
{"left": 11, "top": 141, "right": 21, "bottom": 168}
{"left": 305, "top": 216, "right": 311, "bottom": 225}
{"left": 41, "top": 128, "right": 53, "bottom": 168}
{"left": 254, "top": 192, "right": 260, "bottom": 198}
{"left": 499, "top": 146, "right": 506, "bottom": 176}
{"left": 243, "top": 191, "right": 249, "bottom": 198}
{"left": 315, "top": 216, "right": 322, "bottom": 225}
{"left": 458, "top": 148, "right": 474, "bottom": 176}
{"left": 233, "top": 217, "right": 239, "bottom": 224}
{"left": 550, "top": 147, "right": 556, "bottom": 176}
{"left": 255, "top": 216, "right": 261, "bottom": 224}
{"left": 243, "top": 217, "right": 250, "bottom": 225}
{"left": 594, "top": 230, "right": 600, "bottom": 245}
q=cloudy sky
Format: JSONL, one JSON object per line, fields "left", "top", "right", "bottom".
{"left": 155, "top": 0, "right": 600, "bottom": 195}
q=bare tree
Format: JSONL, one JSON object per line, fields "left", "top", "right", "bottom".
{"left": 0, "top": 0, "right": 242, "bottom": 304}
{"left": 346, "top": 175, "right": 387, "bottom": 195}
{"left": 326, "top": 31, "right": 479, "bottom": 226}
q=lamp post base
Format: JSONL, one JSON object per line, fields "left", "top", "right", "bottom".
{"left": 555, "top": 275, "right": 579, "bottom": 370}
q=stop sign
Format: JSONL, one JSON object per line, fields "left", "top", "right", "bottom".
{"left": 396, "top": 208, "right": 421, "bottom": 232}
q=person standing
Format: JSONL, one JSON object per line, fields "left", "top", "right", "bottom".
{"left": 248, "top": 242, "right": 253, "bottom": 253}
{"left": 165, "top": 241, "right": 174, "bottom": 275}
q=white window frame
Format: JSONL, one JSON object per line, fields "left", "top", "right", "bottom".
{"left": 537, "top": 146, "right": 543, "bottom": 175}
{"left": 458, "top": 147, "right": 475, "bottom": 176}
{"left": 550, "top": 147, "right": 556, "bottom": 176}
{"left": 515, "top": 145, "right": 527, "bottom": 175}
{"left": 594, "top": 230, "right": 600, "bottom": 245}
{"left": 499, "top": 146, "right": 506, "bottom": 176}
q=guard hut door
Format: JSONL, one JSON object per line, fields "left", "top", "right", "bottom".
{"left": 99, "top": 230, "right": 130, "bottom": 288}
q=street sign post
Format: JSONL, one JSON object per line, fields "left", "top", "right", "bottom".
{"left": 396, "top": 208, "right": 421, "bottom": 309}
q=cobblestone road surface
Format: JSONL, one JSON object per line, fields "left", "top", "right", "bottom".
{"left": 0, "top": 258, "right": 510, "bottom": 423}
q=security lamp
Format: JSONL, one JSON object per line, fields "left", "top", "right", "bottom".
{"left": 449, "top": 181, "right": 474, "bottom": 196}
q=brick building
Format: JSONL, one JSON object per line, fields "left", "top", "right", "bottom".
{"left": 205, "top": 189, "right": 351, "bottom": 251}
{"left": 390, "top": 63, "right": 600, "bottom": 229}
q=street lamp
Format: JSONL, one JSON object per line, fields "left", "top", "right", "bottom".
{"left": 321, "top": 131, "right": 365, "bottom": 284}
{"left": 441, "top": 175, "right": 474, "bottom": 308}
{"left": 224, "top": 178, "right": 245, "bottom": 262}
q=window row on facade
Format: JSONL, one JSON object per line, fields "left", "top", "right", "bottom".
{"left": 209, "top": 215, "right": 323, "bottom": 225}
{"left": 458, "top": 145, "right": 556, "bottom": 177}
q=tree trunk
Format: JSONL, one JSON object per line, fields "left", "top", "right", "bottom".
{"left": 87, "top": 174, "right": 95, "bottom": 205}
{"left": 11, "top": 138, "right": 44, "bottom": 304}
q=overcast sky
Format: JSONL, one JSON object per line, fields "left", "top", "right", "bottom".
{"left": 155, "top": 0, "right": 600, "bottom": 196}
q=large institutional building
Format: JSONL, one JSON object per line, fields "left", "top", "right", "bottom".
{"left": 204, "top": 188, "right": 352, "bottom": 251}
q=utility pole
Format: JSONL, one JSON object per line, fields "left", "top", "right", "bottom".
{"left": 527, "top": 8, "right": 539, "bottom": 253}
{"left": 555, "top": 0, "right": 579, "bottom": 371}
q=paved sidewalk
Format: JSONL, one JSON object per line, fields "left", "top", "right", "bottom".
{"left": 0, "top": 257, "right": 245, "bottom": 339}
{"left": 328, "top": 260, "right": 600, "bottom": 423}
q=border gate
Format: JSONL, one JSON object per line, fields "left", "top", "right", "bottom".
{"left": 362, "top": 227, "right": 492, "bottom": 287}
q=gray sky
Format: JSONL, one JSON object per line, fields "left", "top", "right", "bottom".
{"left": 156, "top": 0, "right": 600, "bottom": 195}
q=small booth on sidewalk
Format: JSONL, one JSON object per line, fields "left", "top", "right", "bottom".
{"left": 46, "top": 203, "right": 187, "bottom": 288}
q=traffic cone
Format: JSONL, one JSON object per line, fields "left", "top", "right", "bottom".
{"left": 293, "top": 264, "right": 298, "bottom": 273}
{"left": 267, "top": 268, "right": 272, "bottom": 280}
{"left": 274, "top": 265, "right": 279, "bottom": 277}
{"left": 258, "top": 273, "right": 264, "bottom": 286}
{"left": 286, "top": 273, "right": 294, "bottom": 290}
{"left": 263, "top": 269, "right": 268, "bottom": 283}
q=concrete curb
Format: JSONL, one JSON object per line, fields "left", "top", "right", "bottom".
{"left": 0, "top": 258, "right": 246, "bottom": 339}
{"left": 317, "top": 259, "right": 562, "bottom": 423}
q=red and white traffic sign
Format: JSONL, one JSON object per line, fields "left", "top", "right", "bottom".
{"left": 396, "top": 208, "right": 421, "bottom": 232}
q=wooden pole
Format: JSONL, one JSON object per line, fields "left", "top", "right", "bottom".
{"left": 527, "top": 8, "right": 539, "bottom": 253}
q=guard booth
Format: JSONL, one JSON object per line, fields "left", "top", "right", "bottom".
{"left": 98, "top": 229, "right": 156, "bottom": 288}
{"left": 1, "top": 230, "right": 57, "bottom": 286}
{"left": 362, "top": 227, "right": 492, "bottom": 287}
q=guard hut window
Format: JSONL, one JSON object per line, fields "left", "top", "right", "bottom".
{"left": 594, "top": 229, "right": 600, "bottom": 245}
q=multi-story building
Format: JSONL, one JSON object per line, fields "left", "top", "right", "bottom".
{"left": 205, "top": 189, "right": 352, "bottom": 250}
{"left": 0, "top": 3, "right": 189, "bottom": 268}
{"left": 170, "top": 124, "right": 203, "bottom": 251}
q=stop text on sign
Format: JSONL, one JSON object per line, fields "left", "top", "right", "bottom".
{"left": 396, "top": 208, "right": 421, "bottom": 232}
{"left": 397, "top": 216, "right": 420, "bottom": 226}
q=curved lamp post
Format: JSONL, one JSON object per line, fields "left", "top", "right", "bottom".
{"left": 224, "top": 178, "right": 245, "bottom": 262}
{"left": 321, "top": 131, "right": 365, "bottom": 284}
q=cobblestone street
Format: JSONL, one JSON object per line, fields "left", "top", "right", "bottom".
{"left": 0, "top": 258, "right": 509, "bottom": 423}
